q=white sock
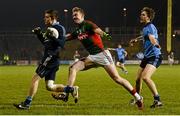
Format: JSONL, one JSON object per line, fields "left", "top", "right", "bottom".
{"left": 134, "top": 92, "right": 141, "bottom": 101}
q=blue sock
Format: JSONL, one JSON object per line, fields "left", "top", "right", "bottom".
{"left": 154, "top": 95, "right": 160, "bottom": 101}
{"left": 24, "top": 96, "right": 32, "bottom": 106}
{"left": 64, "top": 86, "right": 74, "bottom": 93}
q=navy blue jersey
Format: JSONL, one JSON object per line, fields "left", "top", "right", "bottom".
{"left": 115, "top": 48, "right": 126, "bottom": 60}
{"left": 143, "top": 23, "right": 161, "bottom": 58}
{"left": 36, "top": 22, "right": 66, "bottom": 67}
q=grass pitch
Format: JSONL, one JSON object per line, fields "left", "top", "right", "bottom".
{"left": 0, "top": 65, "right": 180, "bottom": 115}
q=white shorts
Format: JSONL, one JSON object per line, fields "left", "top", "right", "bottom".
{"left": 74, "top": 58, "right": 79, "bottom": 62}
{"left": 168, "top": 59, "right": 174, "bottom": 64}
{"left": 87, "top": 50, "right": 114, "bottom": 65}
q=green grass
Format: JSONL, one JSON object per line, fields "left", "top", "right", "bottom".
{"left": 0, "top": 65, "right": 180, "bottom": 115}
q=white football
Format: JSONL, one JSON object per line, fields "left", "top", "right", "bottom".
{"left": 47, "top": 27, "right": 59, "bottom": 39}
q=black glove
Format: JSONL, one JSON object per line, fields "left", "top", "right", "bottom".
{"left": 32, "top": 27, "right": 41, "bottom": 35}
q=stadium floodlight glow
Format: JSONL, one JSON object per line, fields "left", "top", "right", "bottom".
{"left": 172, "top": 34, "right": 175, "bottom": 38}
{"left": 123, "top": 8, "right": 127, "bottom": 11}
{"left": 64, "top": 9, "right": 68, "bottom": 13}
{"left": 123, "top": 8, "right": 127, "bottom": 16}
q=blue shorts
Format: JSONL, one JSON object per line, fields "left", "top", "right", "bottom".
{"left": 140, "top": 55, "right": 162, "bottom": 68}
{"left": 36, "top": 55, "right": 59, "bottom": 81}
{"left": 118, "top": 58, "right": 125, "bottom": 64}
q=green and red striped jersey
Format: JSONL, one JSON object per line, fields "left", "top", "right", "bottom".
{"left": 71, "top": 20, "right": 104, "bottom": 55}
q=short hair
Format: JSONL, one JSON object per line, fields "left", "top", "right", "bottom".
{"left": 141, "top": 7, "right": 155, "bottom": 21}
{"left": 72, "top": 7, "right": 85, "bottom": 16}
{"left": 45, "top": 9, "right": 58, "bottom": 20}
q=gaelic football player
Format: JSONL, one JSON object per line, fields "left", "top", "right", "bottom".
{"left": 53, "top": 7, "right": 143, "bottom": 110}
{"left": 130, "top": 7, "right": 163, "bottom": 108}
{"left": 13, "top": 9, "right": 78, "bottom": 109}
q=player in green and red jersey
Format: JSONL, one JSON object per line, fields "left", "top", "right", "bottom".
{"left": 53, "top": 7, "right": 143, "bottom": 110}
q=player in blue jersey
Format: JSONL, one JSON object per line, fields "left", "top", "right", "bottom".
{"left": 13, "top": 9, "right": 71, "bottom": 110}
{"left": 108, "top": 44, "right": 128, "bottom": 74}
{"left": 130, "top": 7, "right": 163, "bottom": 108}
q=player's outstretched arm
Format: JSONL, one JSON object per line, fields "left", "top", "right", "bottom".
{"left": 32, "top": 27, "right": 41, "bottom": 34}
{"left": 107, "top": 48, "right": 116, "bottom": 51}
{"left": 32, "top": 27, "right": 44, "bottom": 43}
{"left": 129, "top": 35, "right": 143, "bottom": 43}
{"left": 129, "top": 35, "right": 143, "bottom": 46}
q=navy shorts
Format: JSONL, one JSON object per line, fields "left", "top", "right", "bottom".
{"left": 140, "top": 55, "right": 162, "bottom": 68}
{"left": 36, "top": 55, "right": 59, "bottom": 81}
{"left": 36, "top": 64, "right": 59, "bottom": 81}
{"left": 118, "top": 58, "right": 125, "bottom": 64}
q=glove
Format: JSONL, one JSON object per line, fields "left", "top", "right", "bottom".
{"left": 32, "top": 27, "right": 41, "bottom": 35}
{"left": 102, "top": 32, "right": 112, "bottom": 40}
{"left": 130, "top": 39, "right": 138, "bottom": 44}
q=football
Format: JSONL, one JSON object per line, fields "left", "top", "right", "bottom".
{"left": 47, "top": 27, "right": 59, "bottom": 39}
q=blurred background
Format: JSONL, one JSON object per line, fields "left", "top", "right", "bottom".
{"left": 0, "top": 0, "right": 179, "bottom": 65}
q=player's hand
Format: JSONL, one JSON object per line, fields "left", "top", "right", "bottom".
{"left": 130, "top": 39, "right": 137, "bottom": 43}
{"left": 102, "top": 32, "right": 112, "bottom": 40}
{"left": 32, "top": 27, "right": 41, "bottom": 35}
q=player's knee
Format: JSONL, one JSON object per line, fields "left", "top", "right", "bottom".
{"left": 142, "top": 76, "right": 149, "bottom": 82}
{"left": 141, "top": 72, "right": 149, "bottom": 81}
{"left": 46, "top": 80, "right": 55, "bottom": 91}
{"left": 69, "top": 66, "right": 74, "bottom": 72}
{"left": 69, "top": 64, "right": 78, "bottom": 72}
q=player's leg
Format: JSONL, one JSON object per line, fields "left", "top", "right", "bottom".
{"left": 44, "top": 66, "right": 70, "bottom": 102}
{"left": 45, "top": 66, "right": 65, "bottom": 92}
{"left": 121, "top": 63, "right": 128, "bottom": 74}
{"left": 169, "top": 59, "right": 174, "bottom": 66}
{"left": 57, "top": 58, "right": 93, "bottom": 102}
{"left": 103, "top": 64, "right": 143, "bottom": 109}
{"left": 45, "top": 80, "right": 65, "bottom": 92}
{"left": 93, "top": 50, "right": 143, "bottom": 109}
{"left": 14, "top": 73, "right": 41, "bottom": 109}
{"left": 67, "top": 59, "right": 86, "bottom": 87}
{"left": 28, "top": 74, "right": 41, "bottom": 97}
{"left": 116, "top": 61, "right": 123, "bottom": 70}
{"left": 129, "top": 67, "right": 143, "bottom": 105}
{"left": 135, "top": 67, "right": 144, "bottom": 94}
{"left": 14, "top": 60, "right": 51, "bottom": 110}
{"left": 14, "top": 62, "right": 49, "bottom": 109}
{"left": 116, "top": 60, "right": 128, "bottom": 74}
{"left": 141, "top": 64, "right": 157, "bottom": 95}
{"left": 66, "top": 57, "right": 95, "bottom": 87}
{"left": 54, "top": 56, "right": 99, "bottom": 103}
{"left": 141, "top": 64, "right": 162, "bottom": 108}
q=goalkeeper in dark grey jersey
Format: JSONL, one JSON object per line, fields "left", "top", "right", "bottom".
{"left": 14, "top": 9, "right": 67, "bottom": 110}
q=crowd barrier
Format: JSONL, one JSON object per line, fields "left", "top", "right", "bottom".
{"left": 0, "top": 60, "right": 179, "bottom": 65}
